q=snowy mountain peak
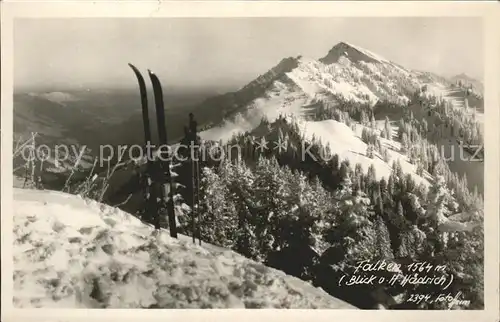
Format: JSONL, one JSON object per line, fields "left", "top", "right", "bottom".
{"left": 319, "top": 41, "right": 390, "bottom": 65}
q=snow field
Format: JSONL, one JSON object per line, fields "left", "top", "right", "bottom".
{"left": 13, "top": 188, "right": 355, "bottom": 309}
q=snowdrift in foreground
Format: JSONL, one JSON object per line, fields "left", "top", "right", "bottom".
{"left": 13, "top": 188, "right": 355, "bottom": 309}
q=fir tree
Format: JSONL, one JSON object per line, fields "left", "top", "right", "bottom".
{"left": 384, "top": 116, "right": 392, "bottom": 140}
{"left": 366, "top": 163, "right": 377, "bottom": 194}
{"left": 360, "top": 110, "right": 368, "bottom": 126}
{"left": 370, "top": 114, "right": 377, "bottom": 130}
{"left": 366, "top": 144, "right": 375, "bottom": 158}
{"left": 416, "top": 162, "right": 425, "bottom": 176}
{"left": 401, "top": 132, "right": 409, "bottom": 153}
{"left": 422, "top": 118, "right": 428, "bottom": 136}
{"left": 391, "top": 200, "right": 407, "bottom": 230}
{"left": 374, "top": 216, "right": 394, "bottom": 260}
{"left": 382, "top": 148, "right": 391, "bottom": 163}
{"left": 199, "top": 167, "right": 237, "bottom": 247}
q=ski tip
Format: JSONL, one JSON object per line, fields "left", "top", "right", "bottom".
{"left": 128, "top": 63, "right": 140, "bottom": 72}
{"left": 147, "top": 69, "right": 155, "bottom": 76}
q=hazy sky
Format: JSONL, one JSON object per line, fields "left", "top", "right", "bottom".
{"left": 15, "top": 17, "right": 483, "bottom": 91}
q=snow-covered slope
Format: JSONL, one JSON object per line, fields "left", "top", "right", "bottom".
{"left": 13, "top": 188, "right": 355, "bottom": 309}
{"left": 299, "top": 119, "right": 430, "bottom": 185}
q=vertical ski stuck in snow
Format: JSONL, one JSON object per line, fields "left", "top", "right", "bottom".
{"left": 148, "top": 69, "right": 178, "bottom": 238}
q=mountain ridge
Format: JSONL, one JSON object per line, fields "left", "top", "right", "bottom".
{"left": 199, "top": 41, "right": 432, "bottom": 142}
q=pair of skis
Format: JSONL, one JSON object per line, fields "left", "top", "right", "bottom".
{"left": 128, "top": 63, "right": 177, "bottom": 238}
